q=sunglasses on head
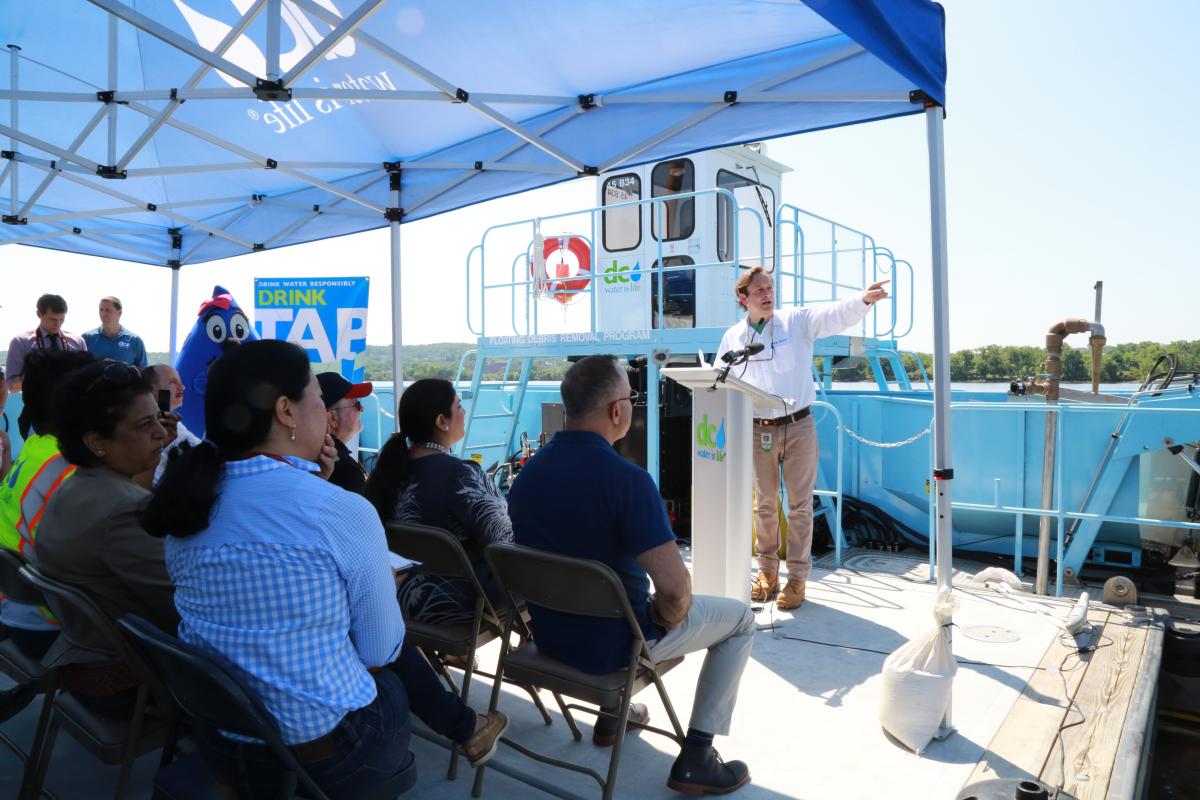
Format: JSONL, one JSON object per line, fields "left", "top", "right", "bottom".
{"left": 86, "top": 361, "right": 142, "bottom": 394}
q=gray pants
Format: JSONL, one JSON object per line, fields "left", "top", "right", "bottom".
{"left": 752, "top": 414, "right": 818, "bottom": 581}
{"left": 648, "top": 595, "right": 755, "bottom": 736}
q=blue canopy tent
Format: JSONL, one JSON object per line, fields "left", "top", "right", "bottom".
{"left": 1, "top": 0, "right": 955, "bottom": 723}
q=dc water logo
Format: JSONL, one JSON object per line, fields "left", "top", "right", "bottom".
{"left": 602, "top": 260, "right": 642, "bottom": 293}
{"left": 694, "top": 413, "right": 726, "bottom": 463}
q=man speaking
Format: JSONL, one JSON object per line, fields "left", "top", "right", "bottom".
{"left": 718, "top": 268, "right": 889, "bottom": 610}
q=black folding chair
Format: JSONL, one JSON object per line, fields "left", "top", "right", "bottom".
{"left": 118, "top": 614, "right": 417, "bottom": 800}
{"left": 483, "top": 543, "right": 685, "bottom": 800}
{"left": 385, "top": 522, "right": 559, "bottom": 787}
{"left": 0, "top": 549, "right": 58, "bottom": 799}
{"left": 19, "top": 564, "right": 177, "bottom": 800}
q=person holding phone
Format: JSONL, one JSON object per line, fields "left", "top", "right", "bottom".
{"left": 144, "top": 364, "right": 200, "bottom": 485}
{"left": 718, "top": 268, "right": 889, "bottom": 610}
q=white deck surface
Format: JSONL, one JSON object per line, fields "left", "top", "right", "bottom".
{"left": 0, "top": 552, "right": 1104, "bottom": 799}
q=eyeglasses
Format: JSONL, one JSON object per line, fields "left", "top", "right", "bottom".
{"left": 86, "top": 361, "right": 142, "bottom": 394}
{"left": 609, "top": 390, "right": 644, "bottom": 407}
{"left": 332, "top": 400, "right": 363, "bottom": 413}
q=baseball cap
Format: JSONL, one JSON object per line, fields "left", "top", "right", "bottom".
{"left": 316, "top": 372, "right": 373, "bottom": 409}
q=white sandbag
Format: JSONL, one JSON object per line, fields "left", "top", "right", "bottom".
{"left": 878, "top": 590, "right": 958, "bottom": 754}
{"left": 961, "top": 566, "right": 1025, "bottom": 592}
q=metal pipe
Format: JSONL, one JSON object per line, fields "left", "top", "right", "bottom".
{"left": 1035, "top": 409, "right": 1057, "bottom": 595}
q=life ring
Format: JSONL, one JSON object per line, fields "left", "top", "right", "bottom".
{"left": 532, "top": 236, "right": 591, "bottom": 304}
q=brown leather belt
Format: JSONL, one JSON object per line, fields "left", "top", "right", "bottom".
{"left": 753, "top": 406, "right": 811, "bottom": 427}
{"left": 292, "top": 731, "right": 338, "bottom": 764}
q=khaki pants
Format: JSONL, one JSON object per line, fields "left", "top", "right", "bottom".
{"left": 752, "top": 414, "right": 817, "bottom": 581}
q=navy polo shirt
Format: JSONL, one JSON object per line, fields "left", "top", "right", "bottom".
{"left": 507, "top": 430, "right": 675, "bottom": 675}
{"left": 82, "top": 327, "right": 147, "bottom": 367}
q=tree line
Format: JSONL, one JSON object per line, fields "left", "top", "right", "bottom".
{"left": 134, "top": 339, "right": 1198, "bottom": 385}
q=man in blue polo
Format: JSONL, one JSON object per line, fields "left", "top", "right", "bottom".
{"left": 82, "top": 296, "right": 147, "bottom": 367}
{"left": 508, "top": 355, "right": 755, "bottom": 796}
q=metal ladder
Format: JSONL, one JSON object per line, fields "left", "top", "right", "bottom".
{"left": 456, "top": 352, "right": 534, "bottom": 470}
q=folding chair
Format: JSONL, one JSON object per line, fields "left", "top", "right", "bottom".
{"left": 483, "top": 542, "right": 686, "bottom": 800}
{"left": 18, "top": 564, "right": 177, "bottom": 800}
{"left": 0, "top": 549, "right": 58, "bottom": 799}
{"left": 118, "top": 614, "right": 418, "bottom": 800}
{"left": 385, "top": 522, "right": 559, "bottom": 786}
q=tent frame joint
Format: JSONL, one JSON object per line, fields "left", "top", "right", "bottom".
{"left": 1, "top": 150, "right": 14, "bottom": 160}
{"left": 579, "top": 165, "right": 599, "bottom": 176}
{"left": 578, "top": 93, "right": 596, "bottom": 110}
{"left": 454, "top": 88, "right": 468, "bottom": 103}
{"left": 264, "top": 158, "right": 278, "bottom": 169}
{"left": 384, "top": 207, "right": 403, "bottom": 222}
{"left": 95, "top": 90, "right": 126, "bottom": 105}
{"left": 167, "top": 258, "right": 180, "bottom": 268}
{"left": 252, "top": 242, "right": 265, "bottom": 251}
{"left": 933, "top": 467, "right": 954, "bottom": 481}
{"left": 1, "top": 214, "right": 28, "bottom": 225}
{"left": 168, "top": 227, "right": 182, "bottom": 250}
{"left": 254, "top": 78, "right": 292, "bottom": 102}
{"left": 723, "top": 90, "right": 738, "bottom": 103}
{"left": 96, "top": 164, "right": 128, "bottom": 179}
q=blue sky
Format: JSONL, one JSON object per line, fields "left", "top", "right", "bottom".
{"left": 2, "top": 0, "right": 1197, "bottom": 356}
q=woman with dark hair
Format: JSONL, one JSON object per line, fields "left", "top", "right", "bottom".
{"left": 365, "top": 379, "right": 514, "bottom": 625}
{"left": 32, "top": 359, "right": 178, "bottom": 716}
{"left": 143, "top": 341, "right": 504, "bottom": 797}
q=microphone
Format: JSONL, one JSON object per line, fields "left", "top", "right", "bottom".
{"left": 720, "top": 342, "right": 765, "bottom": 364}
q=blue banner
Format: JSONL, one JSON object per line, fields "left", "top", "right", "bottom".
{"left": 254, "top": 277, "right": 370, "bottom": 382}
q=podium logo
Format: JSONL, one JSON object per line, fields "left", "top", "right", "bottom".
{"left": 694, "top": 413, "right": 726, "bottom": 463}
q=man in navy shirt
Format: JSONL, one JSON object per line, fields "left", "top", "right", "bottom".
{"left": 82, "top": 296, "right": 147, "bottom": 367}
{"left": 508, "top": 356, "right": 754, "bottom": 796}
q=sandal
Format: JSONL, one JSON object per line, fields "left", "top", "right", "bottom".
{"left": 464, "top": 711, "right": 508, "bottom": 767}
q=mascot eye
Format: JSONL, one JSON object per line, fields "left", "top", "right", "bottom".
{"left": 205, "top": 315, "right": 227, "bottom": 343}
{"left": 228, "top": 312, "right": 250, "bottom": 342}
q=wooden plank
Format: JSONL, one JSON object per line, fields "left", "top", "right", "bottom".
{"left": 1042, "top": 614, "right": 1150, "bottom": 798}
{"left": 967, "top": 608, "right": 1111, "bottom": 786}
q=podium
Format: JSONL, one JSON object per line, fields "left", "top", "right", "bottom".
{"left": 661, "top": 366, "right": 788, "bottom": 602}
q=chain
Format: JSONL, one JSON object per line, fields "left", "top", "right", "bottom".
{"left": 838, "top": 422, "right": 932, "bottom": 449}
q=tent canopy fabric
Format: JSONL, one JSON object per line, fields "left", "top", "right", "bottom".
{"left": 0, "top": 0, "right": 945, "bottom": 267}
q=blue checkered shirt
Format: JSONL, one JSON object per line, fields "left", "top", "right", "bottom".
{"left": 164, "top": 455, "right": 404, "bottom": 744}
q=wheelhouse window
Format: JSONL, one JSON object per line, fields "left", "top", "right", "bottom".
{"left": 650, "top": 256, "right": 696, "bottom": 329}
{"left": 717, "top": 169, "right": 776, "bottom": 268}
{"left": 651, "top": 159, "right": 695, "bottom": 242}
{"left": 602, "top": 173, "right": 641, "bottom": 252}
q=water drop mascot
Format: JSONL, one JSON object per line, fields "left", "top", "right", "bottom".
{"left": 174, "top": 285, "right": 257, "bottom": 435}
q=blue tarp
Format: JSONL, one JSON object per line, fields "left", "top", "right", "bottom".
{"left": 0, "top": 0, "right": 945, "bottom": 266}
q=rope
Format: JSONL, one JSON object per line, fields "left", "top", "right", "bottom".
{"left": 838, "top": 422, "right": 932, "bottom": 449}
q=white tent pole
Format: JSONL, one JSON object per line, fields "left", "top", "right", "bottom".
{"left": 168, "top": 270, "right": 180, "bottom": 362}
{"left": 925, "top": 103, "right": 955, "bottom": 737}
{"left": 7, "top": 44, "right": 18, "bottom": 215}
{"left": 106, "top": 13, "right": 117, "bottom": 165}
{"left": 388, "top": 168, "right": 403, "bottom": 430}
{"left": 265, "top": 0, "right": 281, "bottom": 82}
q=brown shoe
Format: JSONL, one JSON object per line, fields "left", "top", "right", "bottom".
{"left": 750, "top": 572, "right": 778, "bottom": 602}
{"left": 464, "top": 711, "right": 508, "bottom": 767}
{"left": 776, "top": 579, "right": 805, "bottom": 610}
{"left": 593, "top": 702, "right": 650, "bottom": 747}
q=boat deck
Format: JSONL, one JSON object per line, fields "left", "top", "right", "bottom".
{"left": 0, "top": 551, "right": 1163, "bottom": 799}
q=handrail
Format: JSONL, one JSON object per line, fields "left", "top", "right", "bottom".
{"left": 897, "top": 349, "right": 931, "bottom": 388}
{"left": 466, "top": 244, "right": 483, "bottom": 336}
{"left": 811, "top": 400, "right": 846, "bottom": 567}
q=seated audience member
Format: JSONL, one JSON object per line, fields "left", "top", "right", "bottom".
{"left": 31, "top": 360, "right": 179, "bottom": 717}
{"left": 507, "top": 356, "right": 755, "bottom": 795}
{"left": 0, "top": 350, "right": 95, "bottom": 721}
{"left": 316, "top": 371, "right": 371, "bottom": 494}
{"left": 144, "top": 364, "right": 200, "bottom": 484}
{"left": 142, "top": 341, "right": 505, "bottom": 797}
{"left": 365, "top": 378, "right": 513, "bottom": 625}
{"left": 6, "top": 293, "right": 86, "bottom": 392}
{"left": 0, "top": 350, "right": 96, "bottom": 656}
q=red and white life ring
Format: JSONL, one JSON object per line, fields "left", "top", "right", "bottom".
{"left": 531, "top": 236, "right": 591, "bottom": 304}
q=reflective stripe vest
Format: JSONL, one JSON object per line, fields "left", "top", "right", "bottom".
{"left": 0, "top": 434, "right": 75, "bottom": 555}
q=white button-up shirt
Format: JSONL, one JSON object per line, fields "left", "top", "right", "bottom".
{"left": 717, "top": 296, "right": 872, "bottom": 418}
